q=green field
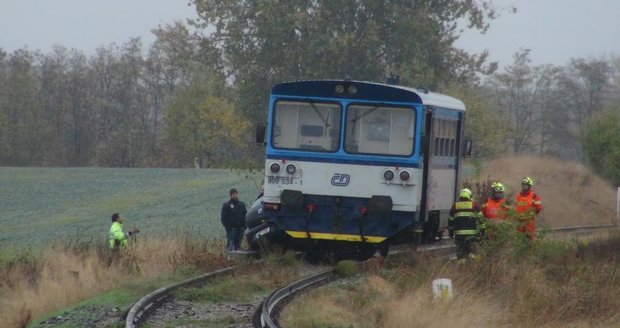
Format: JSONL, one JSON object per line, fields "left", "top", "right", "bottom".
{"left": 0, "top": 167, "right": 263, "bottom": 249}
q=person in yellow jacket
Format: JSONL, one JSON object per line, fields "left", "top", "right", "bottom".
{"left": 109, "top": 213, "right": 139, "bottom": 250}
{"left": 448, "top": 188, "right": 482, "bottom": 259}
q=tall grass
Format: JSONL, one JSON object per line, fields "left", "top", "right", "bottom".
{"left": 282, "top": 230, "right": 620, "bottom": 328}
{"left": 0, "top": 235, "right": 229, "bottom": 328}
{"left": 474, "top": 155, "right": 617, "bottom": 227}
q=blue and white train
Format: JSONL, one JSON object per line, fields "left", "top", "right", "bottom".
{"left": 246, "top": 79, "right": 471, "bottom": 259}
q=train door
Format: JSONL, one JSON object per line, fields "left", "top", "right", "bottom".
{"left": 420, "top": 108, "right": 461, "bottom": 242}
{"left": 419, "top": 108, "right": 437, "bottom": 243}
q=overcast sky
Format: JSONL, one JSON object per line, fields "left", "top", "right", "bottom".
{"left": 1, "top": 0, "right": 619, "bottom": 69}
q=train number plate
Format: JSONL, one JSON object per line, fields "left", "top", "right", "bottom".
{"left": 267, "top": 176, "right": 301, "bottom": 185}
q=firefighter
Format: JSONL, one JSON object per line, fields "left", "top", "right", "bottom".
{"left": 515, "top": 177, "right": 542, "bottom": 240}
{"left": 481, "top": 182, "right": 510, "bottom": 223}
{"left": 448, "top": 188, "right": 482, "bottom": 259}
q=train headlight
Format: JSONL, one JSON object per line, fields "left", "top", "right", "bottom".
{"left": 335, "top": 84, "right": 345, "bottom": 94}
{"left": 269, "top": 162, "right": 281, "bottom": 173}
{"left": 383, "top": 169, "right": 395, "bottom": 181}
{"left": 347, "top": 85, "right": 357, "bottom": 95}
{"left": 286, "top": 163, "right": 297, "bottom": 174}
{"left": 399, "top": 170, "right": 411, "bottom": 181}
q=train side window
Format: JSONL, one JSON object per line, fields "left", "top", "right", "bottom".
{"left": 440, "top": 137, "right": 445, "bottom": 157}
{"left": 450, "top": 139, "right": 455, "bottom": 157}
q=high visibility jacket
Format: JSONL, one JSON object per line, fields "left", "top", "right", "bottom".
{"left": 109, "top": 222, "right": 128, "bottom": 249}
{"left": 481, "top": 197, "right": 509, "bottom": 221}
{"left": 448, "top": 199, "right": 481, "bottom": 236}
{"left": 515, "top": 190, "right": 542, "bottom": 221}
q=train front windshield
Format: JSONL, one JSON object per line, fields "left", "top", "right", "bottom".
{"left": 272, "top": 100, "right": 416, "bottom": 156}
{"left": 272, "top": 101, "right": 341, "bottom": 152}
{"left": 345, "top": 105, "right": 415, "bottom": 156}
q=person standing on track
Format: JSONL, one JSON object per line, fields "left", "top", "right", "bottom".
{"left": 448, "top": 188, "right": 482, "bottom": 259}
{"left": 221, "top": 188, "right": 247, "bottom": 251}
{"left": 515, "top": 177, "right": 542, "bottom": 240}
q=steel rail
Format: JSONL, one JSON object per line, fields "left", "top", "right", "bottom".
{"left": 125, "top": 266, "right": 235, "bottom": 328}
{"left": 255, "top": 269, "right": 334, "bottom": 328}
{"left": 123, "top": 223, "right": 616, "bottom": 328}
{"left": 547, "top": 223, "right": 617, "bottom": 234}
{"left": 254, "top": 243, "right": 458, "bottom": 328}
{"left": 253, "top": 223, "right": 618, "bottom": 328}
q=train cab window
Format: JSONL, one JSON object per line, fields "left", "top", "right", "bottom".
{"left": 433, "top": 119, "right": 439, "bottom": 157}
{"left": 272, "top": 100, "right": 341, "bottom": 151}
{"left": 345, "top": 105, "right": 415, "bottom": 156}
{"left": 449, "top": 121, "right": 456, "bottom": 156}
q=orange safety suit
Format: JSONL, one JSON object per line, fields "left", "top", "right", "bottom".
{"left": 515, "top": 190, "right": 542, "bottom": 240}
{"left": 481, "top": 197, "right": 509, "bottom": 222}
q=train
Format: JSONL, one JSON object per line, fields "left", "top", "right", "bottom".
{"left": 245, "top": 79, "right": 471, "bottom": 260}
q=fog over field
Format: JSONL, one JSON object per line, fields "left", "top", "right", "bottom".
{"left": 0, "top": 167, "right": 263, "bottom": 248}
{"left": 2, "top": 156, "right": 616, "bottom": 249}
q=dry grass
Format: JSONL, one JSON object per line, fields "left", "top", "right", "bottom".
{"left": 0, "top": 235, "right": 229, "bottom": 328}
{"left": 2, "top": 155, "right": 617, "bottom": 327}
{"left": 283, "top": 231, "right": 620, "bottom": 328}
{"left": 474, "top": 155, "right": 617, "bottom": 227}
{"left": 281, "top": 156, "right": 619, "bottom": 327}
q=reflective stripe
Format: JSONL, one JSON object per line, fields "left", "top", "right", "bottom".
{"left": 455, "top": 202, "right": 473, "bottom": 209}
{"left": 455, "top": 230, "right": 478, "bottom": 235}
{"left": 285, "top": 230, "right": 386, "bottom": 243}
{"left": 454, "top": 211, "right": 474, "bottom": 217}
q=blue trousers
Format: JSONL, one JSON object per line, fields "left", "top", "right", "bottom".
{"left": 226, "top": 228, "right": 245, "bottom": 251}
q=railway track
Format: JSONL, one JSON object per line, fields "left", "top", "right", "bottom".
{"left": 125, "top": 266, "right": 236, "bottom": 328}
{"left": 124, "top": 224, "right": 616, "bottom": 328}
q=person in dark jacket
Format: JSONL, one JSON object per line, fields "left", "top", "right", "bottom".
{"left": 221, "top": 188, "right": 247, "bottom": 251}
{"left": 448, "top": 188, "right": 482, "bottom": 259}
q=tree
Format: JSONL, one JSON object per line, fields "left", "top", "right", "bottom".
{"left": 448, "top": 85, "right": 508, "bottom": 159}
{"left": 484, "top": 49, "right": 562, "bottom": 156}
{"left": 581, "top": 108, "right": 620, "bottom": 186}
{"left": 552, "top": 58, "right": 612, "bottom": 159}
{"left": 1, "top": 49, "right": 48, "bottom": 165}
{"left": 163, "top": 74, "right": 250, "bottom": 168}
{"left": 190, "top": 0, "right": 499, "bottom": 123}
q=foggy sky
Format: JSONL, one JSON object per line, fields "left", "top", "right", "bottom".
{"left": 1, "top": 0, "right": 619, "bottom": 68}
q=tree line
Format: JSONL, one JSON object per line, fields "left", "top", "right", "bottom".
{"left": 0, "top": 1, "right": 618, "bottom": 184}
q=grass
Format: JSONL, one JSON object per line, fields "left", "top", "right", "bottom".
{"left": 0, "top": 234, "right": 231, "bottom": 328}
{"left": 0, "top": 167, "right": 263, "bottom": 248}
{"left": 472, "top": 155, "right": 618, "bottom": 227}
{"left": 281, "top": 230, "right": 620, "bottom": 328}
{"left": 1, "top": 155, "right": 618, "bottom": 327}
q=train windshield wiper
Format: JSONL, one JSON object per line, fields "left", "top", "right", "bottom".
{"left": 307, "top": 101, "right": 330, "bottom": 128}
{"left": 351, "top": 106, "right": 378, "bottom": 122}
{"left": 350, "top": 106, "right": 378, "bottom": 134}
{"left": 307, "top": 100, "right": 331, "bottom": 137}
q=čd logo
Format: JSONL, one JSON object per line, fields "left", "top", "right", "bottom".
{"left": 330, "top": 173, "right": 350, "bottom": 186}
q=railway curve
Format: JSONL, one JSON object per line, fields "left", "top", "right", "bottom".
{"left": 120, "top": 223, "right": 615, "bottom": 328}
